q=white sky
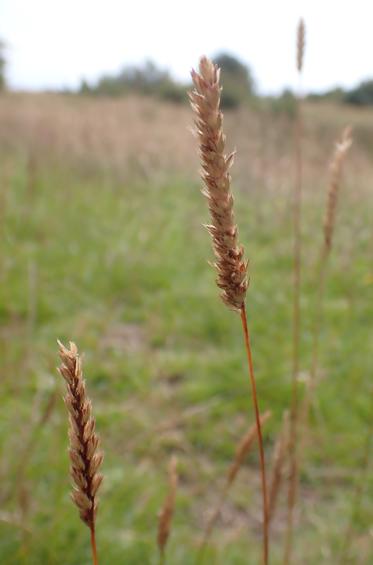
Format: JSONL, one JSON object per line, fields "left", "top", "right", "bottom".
{"left": 1, "top": 0, "right": 373, "bottom": 94}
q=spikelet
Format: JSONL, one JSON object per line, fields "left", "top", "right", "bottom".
{"left": 58, "top": 340, "right": 103, "bottom": 530}
{"left": 268, "top": 411, "right": 290, "bottom": 523}
{"left": 227, "top": 410, "right": 271, "bottom": 485}
{"left": 157, "top": 456, "right": 178, "bottom": 558}
{"left": 324, "top": 127, "right": 352, "bottom": 252}
{"left": 189, "top": 56, "right": 248, "bottom": 311}
{"left": 296, "top": 19, "right": 305, "bottom": 72}
{"left": 199, "top": 411, "right": 271, "bottom": 556}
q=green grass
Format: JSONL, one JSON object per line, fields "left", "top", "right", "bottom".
{"left": 0, "top": 147, "right": 372, "bottom": 565}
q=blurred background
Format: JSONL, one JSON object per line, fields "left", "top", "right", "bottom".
{"left": 0, "top": 1, "right": 372, "bottom": 563}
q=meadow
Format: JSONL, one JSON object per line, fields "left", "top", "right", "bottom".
{"left": 0, "top": 92, "right": 372, "bottom": 564}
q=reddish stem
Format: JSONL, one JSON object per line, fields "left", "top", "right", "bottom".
{"left": 90, "top": 525, "right": 98, "bottom": 565}
{"left": 240, "top": 304, "right": 269, "bottom": 565}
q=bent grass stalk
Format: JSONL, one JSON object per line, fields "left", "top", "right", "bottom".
{"left": 302, "top": 127, "right": 352, "bottom": 424}
{"left": 299, "top": 127, "right": 352, "bottom": 462}
{"left": 189, "top": 56, "right": 269, "bottom": 564}
{"left": 284, "top": 18, "right": 305, "bottom": 565}
{"left": 58, "top": 341, "right": 104, "bottom": 565}
{"left": 199, "top": 411, "right": 271, "bottom": 559}
{"left": 157, "top": 456, "right": 178, "bottom": 565}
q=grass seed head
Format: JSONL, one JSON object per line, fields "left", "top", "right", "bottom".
{"left": 297, "top": 19, "right": 306, "bottom": 72}
{"left": 57, "top": 340, "right": 103, "bottom": 531}
{"left": 324, "top": 127, "right": 352, "bottom": 251}
{"left": 189, "top": 56, "right": 248, "bottom": 311}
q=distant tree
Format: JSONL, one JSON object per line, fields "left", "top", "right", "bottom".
{"left": 344, "top": 80, "right": 373, "bottom": 106}
{"left": 119, "top": 60, "right": 169, "bottom": 94}
{"left": 79, "top": 79, "right": 91, "bottom": 95}
{"left": 0, "top": 40, "right": 6, "bottom": 91}
{"left": 327, "top": 87, "right": 345, "bottom": 102}
{"left": 86, "top": 60, "right": 185, "bottom": 103}
{"left": 79, "top": 56, "right": 254, "bottom": 107}
{"left": 270, "top": 88, "right": 296, "bottom": 117}
{"left": 157, "top": 80, "right": 186, "bottom": 104}
{"left": 212, "top": 53, "right": 255, "bottom": 108}
{"left": 307, "top": 87, "right": 345, "bottom": 103}
{"left": 94, "top": 61, "right": 167, "bottom": 95}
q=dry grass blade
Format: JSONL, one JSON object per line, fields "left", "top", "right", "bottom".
{"left": 268, "top": 411, "right": 290, "bottom": 524}
{"left": 190, "top": 56, "right": 269, "bottom": 565}
{"left": 157, "top": 456, "right": 178, "bottom": 564}
{"left": 199, "top": 411, "right": 271, "bottom": 559}
{"left": 227, "top": 410, "right": 272, "bottom": 486}
{"left": 58, "top": 340, "right": 103, "bottom": 565}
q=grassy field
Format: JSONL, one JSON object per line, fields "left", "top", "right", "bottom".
{"left": 0, "top": 94, "right": 372, "bottom": 564}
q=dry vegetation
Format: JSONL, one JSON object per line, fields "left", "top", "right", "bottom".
{"left": 0, "top": 56, "right": 372, "bottom": 564}
{"left": 58, "top": 341, "right": 104, "bottom": 565}
{"left": 0, "top": 92, "right": 372, "bottom": 191}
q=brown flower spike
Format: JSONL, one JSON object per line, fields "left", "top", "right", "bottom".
{"left": 189, "top": 56, "right": 248, "bottom": 311}
{"left": 58, "top": 341, "right": 103, "bottom": 531}
{"left": 324, "top": 127, "right": 352, "bottom": 252}
{"left": 297, "top": 19, "right": 305, "bottom": 72}
{"left": 190, "top": 56, "right": 269, "bottom": 564}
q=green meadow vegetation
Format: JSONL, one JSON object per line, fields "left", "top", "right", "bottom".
{"left": 0, "top": 91, "right": 372, "bottom": 564}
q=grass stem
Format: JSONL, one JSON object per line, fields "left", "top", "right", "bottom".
{"left": 284, "top": 73, "right": 303, "bottom": 565}
{"left": 240, "top": 304, "right": 269, "bottom": 565}
{"left": 90, "top": 526, "right": 99, "bottom": 565}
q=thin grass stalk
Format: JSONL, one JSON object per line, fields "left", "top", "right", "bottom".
{"left": 157, "top": 456, "right": 178, "bottom": 565}
{"left": 284, "top": 131, "right": 352, "bottom": 558}
{"left": 298, "top": 248, "right": 328, "bottom": 444}
{"left": 339, "top": 396, "right": 372, "bottom": 562}
{"left": 268, "top": 411, "right": 290, "bottom": 525}
{"left": 240, "top": 304, "right": 269, "bottom": 563}
{"left": 288, "top": 126, "right": 351, "bottom": 562}
{"left": 301, "top": 127, "right": 352, "bottom": 429}
{"left": 90, "top": 528, "right": 98, "bottom": 565}
{"left": 58, "top": 341, "right": 103, "bottom": 565}
{"left": 189, "top": 57, "right": 269, "bottom": 564}
{"left": 284, "top": 18, "right": 305, "bottom": 565}
{"left": 199, "top": 411, "right": 271, "bottom": 559}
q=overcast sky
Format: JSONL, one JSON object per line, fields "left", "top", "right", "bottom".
{"left": 1, "top": 0, "right": 372, "bottom": 94}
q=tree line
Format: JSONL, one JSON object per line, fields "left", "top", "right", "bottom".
{"left": 1, "top": 41, "right": 373, "bottom": 108}
{"left": 75, "top": 54, "right": 373, "bottom": 109}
